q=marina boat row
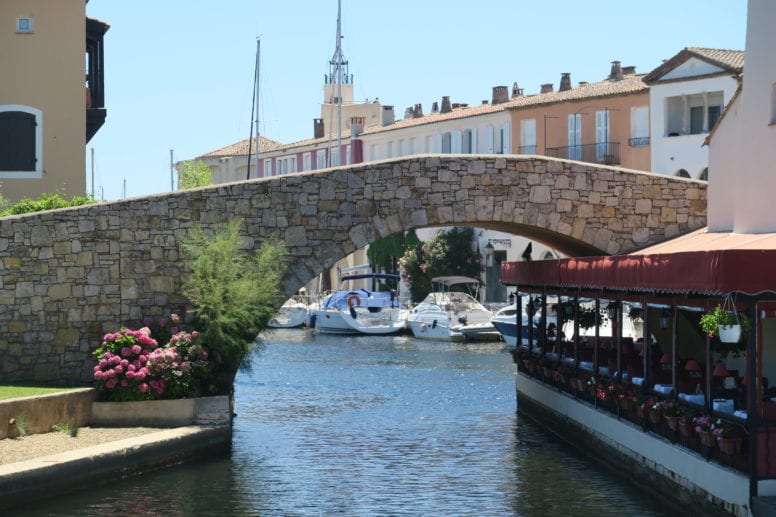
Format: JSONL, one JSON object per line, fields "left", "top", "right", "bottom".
{"left": 270, "top": 274, "right": 511, "bottom": 342}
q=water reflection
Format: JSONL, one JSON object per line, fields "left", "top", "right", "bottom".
{"left": 19, "top": 328, "right": 670, "bottom": 516}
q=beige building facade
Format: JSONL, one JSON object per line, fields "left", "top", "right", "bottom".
{"left": 0, "top": 0, "right": 107, "bottom": 202}
{"left": 509, "top": 64, "right": 651, "bottom": 172}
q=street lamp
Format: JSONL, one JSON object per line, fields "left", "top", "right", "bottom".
{"left": 484, "top": 241, "right": 494, "bottom": 268}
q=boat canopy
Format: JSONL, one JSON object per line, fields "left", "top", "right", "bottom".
{"left": 430, "top": 276, "right": 481, "bottom": 288}
{"left": 341, "top": 273, "right": 400, "bottom": 282}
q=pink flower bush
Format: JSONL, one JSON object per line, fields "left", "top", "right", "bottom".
{"left": 92, "top": 315, "right": 210, "bottom": 402}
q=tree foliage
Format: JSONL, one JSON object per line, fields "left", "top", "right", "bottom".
{"left": 398, "top": 227, "right": 483, "bottom": 303}
{"left": 181, "top": 219, "right": 285, "bottom": 393}
{"left": 179, "top": 160, "right": 213, "bottom": 189}
{"left": 367, "top": 231, "right": 420, "bottom": 275}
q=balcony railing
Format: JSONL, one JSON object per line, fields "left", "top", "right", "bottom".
{"left": 629, "top": 136, "right": 650, "bottom": 147}
{"left": 518, "top": 145, "right": 537, "bottom": 154}
{"left": 545, "top": 142, "right": 620, "bottom": 165}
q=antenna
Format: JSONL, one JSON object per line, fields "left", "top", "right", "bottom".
{"left": 329, "top": 0, "right": 348, "bottom": 166}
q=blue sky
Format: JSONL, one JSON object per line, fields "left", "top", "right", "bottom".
{"left": 85, "top": 1, "right": 747, "bottom": 200}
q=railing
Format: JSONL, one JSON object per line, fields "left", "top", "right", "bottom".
{"left": 513, "top": 348, "right": 749, "bottom": 474}
{"left": 629, "top": 136, "right": 650, "bottom": 147}
{"left": 545, "top": 142, "right": 620, "bottom": 165}
{"left": 518, "top": 145, "right": 537, "bottom": 154}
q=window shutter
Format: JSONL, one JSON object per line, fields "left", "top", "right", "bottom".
{"left": 501, "top": 122, "right": 511, "bottom": 153}
{"left": 0, "top": 111, "right": 36, "bottom": 171}
{"left": 486, "top": 126, "right": 494, "bottom": 153}
{"left": 470, "top": 128, "right": 478, "bottom": 153}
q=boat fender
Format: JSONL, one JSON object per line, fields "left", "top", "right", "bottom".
{"left": 349, "top": 306, "right": 358, "bottom": 319}
{"left": 309, "top": 314, "right": 317, "bottom": 328}
{"left": 432, "top": 319, "right": 437, "bottom": 329}
{"left": 347, "top": 294, "right": 361, "bottom": 307}
{"left": 420, "top": 323, "right": 427, "bottom": 331}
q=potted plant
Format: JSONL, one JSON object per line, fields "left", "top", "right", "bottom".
{"left": 693, "top": 415, "right": 717, "bottom": 448}
{"left": 699, "top": 302, "right": 750, "bottom": 344}
{"left": 714, "top": 420, "right": 744, "bottom": 455}
{"left": 662, "top": 401, "right": 681, "bottom": 431}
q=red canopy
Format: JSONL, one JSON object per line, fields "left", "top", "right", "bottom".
{"left": 501, "top": 230, "right": 776, "bottom": 296}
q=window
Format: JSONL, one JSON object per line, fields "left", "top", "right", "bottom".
{"left": 387, "top": 141, "right": 394, "bottom": 158}
{"left": 462, "top": 130, "right": 473, "bottom": 154}
{"left": 316, "top": 149, "right": 326, "bottom": 169}
{"left": 595, "top": 110, "right": 610, "bottom": 162}
{"left": 303, "top": 152, "right": 312, "bottom": 171}
{"left": 568, "top": 113, "right": 582, "bottom": 160}
{"left": 675, "top": 169, "right": 690, "bottom": 178}
{"left": 441, "top": 133, "right": 452, "bottom": 154}
{"left": 666, "top": 91, "right": 723, "bottom": 135}
{"left": 330, "top": 147, "right": 340, "bottom": 167}
{"left": 398, "top": 139, "right": 405, "bottom": 156}
{"left": 0, "top": 106, "right": 42, "bottom": 177}
{"left": 629, "top": 106, "right": 650, "bottom": 146}
{"left": 263, "top": 159, "right": 272, "bottom": 177}
{"left": 699, "top": 167, "right": 708, "bottom": 181}
{"left": 408, "top": 138, "right": 416, "bottom": 155}
{"left": 519, "top": 119, "right": 536, "bottom": 154}
{"left": 16, "top": 17, "right": 34, "bottom": 33}
{"left": 345, "top": 145, "right": 351, "bottom": 165}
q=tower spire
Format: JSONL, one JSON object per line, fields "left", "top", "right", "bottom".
{"left": 329, "top": 0, "right": 349, "bottom": 164}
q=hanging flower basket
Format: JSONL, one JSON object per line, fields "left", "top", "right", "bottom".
{"left": 718, "top": 324, "right": 742, "bottom": 344}
{"left": 698, "top": 430, "right": 717, "bottom": 448}
{"left": 699, "top": 295, "right": 750, "bottom": 344}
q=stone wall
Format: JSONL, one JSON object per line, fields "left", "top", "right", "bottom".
{"left": 0, "top": 155, "right": 707, "bottom": 384}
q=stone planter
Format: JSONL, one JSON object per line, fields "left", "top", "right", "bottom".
{"left": 91, "top": 395, "right": 231, "bottom": 427}
{"left": 664, "top": 415, "right": 679, "bottom": 431}
{"left": 678, "top": 419, "right": 695, "bottom": 438}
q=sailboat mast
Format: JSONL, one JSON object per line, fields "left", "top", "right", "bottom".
{"left": 254, "top": 37, "right": 261, "bottom": 178}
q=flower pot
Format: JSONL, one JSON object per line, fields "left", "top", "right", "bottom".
{"left": 678, "top": 419, "right": 695, "bottom": 437}
{"left": 649, "top": 409, "right": 662, "bottom": 424}
{"left": 664, "top": 415, "right": 679, "bottom": 431}
{"left": 719, "top": 324, "right": 741, "bottom": 344}
{"left": 619, "top": 397, "right": 635, "bottom": 413}
{"left": 718, "top": 437, "right": 744, "bottom": 455}
{"left": 698, "top": 430, "right": 717, "bottom": 448}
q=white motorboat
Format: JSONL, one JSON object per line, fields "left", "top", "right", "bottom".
{"left": 268, "top": 295, "right": 310, "bottom": 328}
{"left": 311, "top": 273, "right": 407, "bottom": 335}
{"left": 490, "top": 302, "right": 556, "bottom": 348}
{"left": 406, "top": 276, "right": 499, "bottom": 341}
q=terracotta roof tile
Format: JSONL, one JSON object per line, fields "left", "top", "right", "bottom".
{"left": 198, "top": 136, "right": 283, "bottom": 158}
{"left": 643, "top": 47, "right": 744, "bottom": 84}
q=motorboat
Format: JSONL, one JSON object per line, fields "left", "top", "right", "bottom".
{"left": 490, "top": 301, "right": 558, "bottom": 348}
{"left": 268, "top": 295, "right": 310, "bottom": 328}
{"left": 406, "top": 276, "right": 499, "bottom": 341}
{"left": 311, "top": 273, "right": 407, "bottom": 335}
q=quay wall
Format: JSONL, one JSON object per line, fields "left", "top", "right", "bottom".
{"left": 517, "top": 372, "right": 750, "bottom": 516}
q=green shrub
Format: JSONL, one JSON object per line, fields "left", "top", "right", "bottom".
{"left": 0, "top": 192, "right": 96, "bottom": 217}
{"left": 181, "top": 220, "right": 285, "bottom": 393}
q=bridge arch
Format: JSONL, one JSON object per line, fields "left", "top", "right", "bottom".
{"left": 0, "top": 154, "right": 706, "bottom": 383}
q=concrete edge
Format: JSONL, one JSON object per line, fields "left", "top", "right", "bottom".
{"left": 0, "top": 425, "right": 231, "bottom": 511}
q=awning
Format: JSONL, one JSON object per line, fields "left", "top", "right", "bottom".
{"left": 501, "top": 230, "right": 776, "bottom": 296}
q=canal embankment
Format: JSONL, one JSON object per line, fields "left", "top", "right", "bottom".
{"left": 0, "top": 389, "right": 232, "bottom": 511}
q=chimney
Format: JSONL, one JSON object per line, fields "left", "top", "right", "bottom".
{"left": 540, "top": 83, "right": 554, "bottom": 94}
{"left": 350, "top": 117, "right": 365, "bottom": 137}
{"left": 482, "top": 100, "right": 489, "bottom": 105}
{"left": 404, "top": 106, "right": 414, "bottom": 119}
{"left": 452, "top": 102, "right": 468, "bottom": 109}
{"left": 492, "top": 85, "right": 509, "bottom": 105}
{"left": 610, "top": 60, "right": 623, "bottom": 81}
{"left": 314, "top": 118, "right": 324, "bottom": 139}
{"left": 511, "top": 82, "right": 521, "bottom": 98}
{"left": 440, "top": 96, "right": 452, "bottom": 113}
{"left": 578, "top": 81, "right": 589, "bottom": 87}
{"left": 382, "top": 105, "right": 395, "bottom": 125}
{"left": 413, "top": 103, "right": 423, "bottom": 118}
{"left": 431, "top": 101, "right": 439, "bottom": 113}
{"left": 622, "top": 65, "right": 637, "bottom": 75}
{"left": 559, "top": 73, "right": 572, "bottom": 92}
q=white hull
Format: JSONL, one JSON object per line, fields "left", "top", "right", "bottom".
{"left": 406, "top": 317, "right": 464, "bottom": 341}
{"left": 268, "top": 305, "right": 308, "bottom": 328}
{"left": 312, "top": 309, "right": 361, "bottom": 334}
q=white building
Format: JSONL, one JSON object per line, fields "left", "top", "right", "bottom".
{"left": 643, "top": 47, "right": 743, "bottom": 179}
{"left": 708, "top": 0, "right": 776, "bottom": 234}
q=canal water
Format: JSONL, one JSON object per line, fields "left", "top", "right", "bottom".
{"left": 20, "top": 329, "right": 672, "bottom": 516}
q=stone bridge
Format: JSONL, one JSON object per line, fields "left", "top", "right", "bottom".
{"left": 0, "top": 154, "right": 706, "bottom": 383}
